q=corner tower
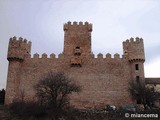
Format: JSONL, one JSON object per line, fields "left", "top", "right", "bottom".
{"left": 123, "top": 37, "right": 145, "bottom": 82}
{"left": 7, "top": 36, "right": 31, "bottom": 60}
{"left": 63, "top": 21, "right": 92, "bottom": 56}
{"left": 5, "top": 36, "right": 31, "bottom": 104}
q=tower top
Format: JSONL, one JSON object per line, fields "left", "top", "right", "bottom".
{"left": 123, "top": 37, "right": 145, "bottom": 62}
{"left": 63, "top": 21, "right": 92, "bottom": 55}
{"left": 63, "top": 21, "right": 92, "bottom": 32}
{"left": 7, "top": 36, "right": 31, "bottom": 61}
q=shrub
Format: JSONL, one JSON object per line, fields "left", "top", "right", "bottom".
{"left": 0, "top": 89, "right": 5, "bottom": 104}
{"left": 9, "top": 100, "right": 46, "bottom": 119}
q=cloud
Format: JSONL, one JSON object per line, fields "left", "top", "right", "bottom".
{"left": 145, "top": 57, "right": 160, "bottom": 77}
{"left": 0, "top": 0, "right": 160, "bottom": 89}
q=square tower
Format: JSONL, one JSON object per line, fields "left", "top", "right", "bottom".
{"left": 63, "top": 21, "right": 92, "bottom": 56}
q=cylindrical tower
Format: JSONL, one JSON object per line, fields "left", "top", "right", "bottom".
{"left": 5, "top": 36, "right": 31, "bottom": 104}
{"left": 123, "top": 37, "right": 145, "bottom": 82}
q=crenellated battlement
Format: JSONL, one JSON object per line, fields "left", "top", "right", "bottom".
{"left": 29, "top": 52, "right": 125, "bottom": 61}
{"left": 63, "top": 21, "right": 92, "bottom": 32}
{"left": 64, "top": 21, "right": 91, "bottom": 26}
{"left": 123, "top": 37, "right": 143, "bottom": 44}
{"left": 32, "top": 53, "right": 63, "bottom": 59}
{"left": 9, "top": 36, "right": 31, "bottom": 45}
{"left": 7, "top": 36, "right": 32, "bottom": 61}
{"left": 94, "top": 53, "right": 125, "bottom": 60}
{"left": 123, "top": 37, "right": 145, "bottom": 62}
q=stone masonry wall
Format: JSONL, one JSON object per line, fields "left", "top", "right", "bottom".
{"left": 10, "top": 54, "right": 133, "bottom": 109}
{"left": 5, "top": 22, "right": 145, "bottom": 109}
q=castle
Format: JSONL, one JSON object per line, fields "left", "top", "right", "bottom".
{"left": 5, "top": 21, "right": 159, "bottom": 108}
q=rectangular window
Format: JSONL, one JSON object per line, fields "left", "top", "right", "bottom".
{"left": 135, "top": 64, "right": 139, "bottom": 70}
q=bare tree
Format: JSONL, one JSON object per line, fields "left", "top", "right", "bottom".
{"left": 34, "top": 72, "right": 81, "bottom": 120}
{"left": 129, "top": 80, "right": 160, "bottom": 109}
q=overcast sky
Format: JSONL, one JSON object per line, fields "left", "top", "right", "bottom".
{"left": 0, "top": 0, "right": 160, "bottom": 89}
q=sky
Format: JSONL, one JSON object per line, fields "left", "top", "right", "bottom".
{"left": 0, "top": 0, "right": 160, "bottom": 89}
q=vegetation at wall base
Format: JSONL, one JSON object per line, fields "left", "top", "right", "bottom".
{"left": 0, "top": 104, "right": 160, "bottom": 120}
{"left": 0, "top": 89, "right": 5, "bottom": 104}
{"left": 129, "top": 80, "right": 160, "bottom": 109}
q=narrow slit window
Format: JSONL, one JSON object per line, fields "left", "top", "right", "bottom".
{"left": 136, "top": 76, "right": 140, "bottom": 83}
{"left": 135, "top": 64, "right": 139, "bottom": 70}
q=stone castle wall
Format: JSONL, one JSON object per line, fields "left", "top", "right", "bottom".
{"left": 5, "top": 22, "right": 145, "bottom": 108}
